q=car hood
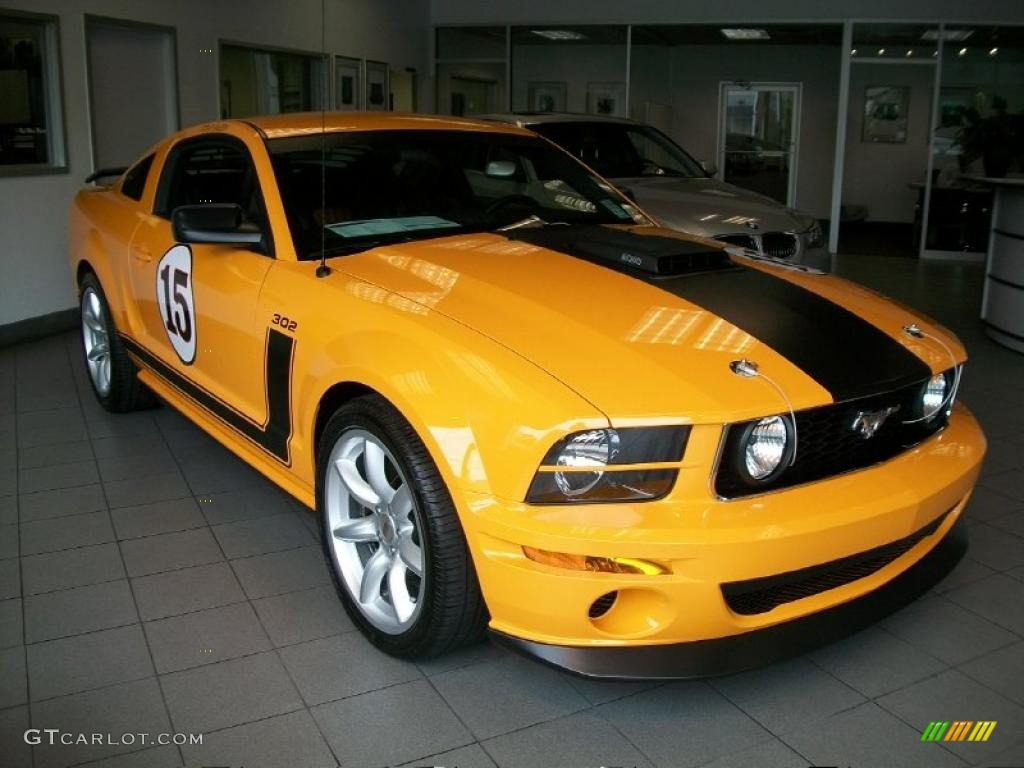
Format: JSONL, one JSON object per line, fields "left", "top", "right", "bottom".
{"left": 616, "top": 176, "right": 816, "bottom": 237}
{"left": 337, "top": 226, "right": 962, "bottom": 425}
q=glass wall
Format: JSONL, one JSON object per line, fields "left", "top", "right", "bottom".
{"left": 510, "top": 25, "right": 627, "bottom": 115}
{"left": 837, "top": 24, "right": 938, "bottom": 256}
{"left": 219, "top": 43, "right": 325, "bottom": 118}
{"left": 924, "top": 25, "right": 1024, "bottom": 255}
{"left": 435, "top": 27, "right": 506, "bottom": 116}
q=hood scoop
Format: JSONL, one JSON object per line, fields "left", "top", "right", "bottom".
{"left": 503, "top": 225, "right": 733, "bottom": 278}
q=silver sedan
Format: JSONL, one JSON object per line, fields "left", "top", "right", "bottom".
{"left": 482, "top": 113, "right": 829, "bottom": 271}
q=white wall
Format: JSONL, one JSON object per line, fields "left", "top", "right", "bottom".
{"left": 841, "top": 63, "right": 934, "bottom": 223}
{"left": 511, "top": 44, "right": 627, "bottom": 112}
{"left": 0, "top": 0, "right": 430, "bottom": 328}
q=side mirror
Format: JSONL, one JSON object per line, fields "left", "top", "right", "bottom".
{"left": 172, "top": 204, "right": 263, "bottom": 245}
{"left": 700, "top": 160, "right": 718, "bottom": 176}
{"left": 485, "top": 160, "right": 517, "bottom": 178}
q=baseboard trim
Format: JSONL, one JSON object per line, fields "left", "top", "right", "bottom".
{"left": 0, "top": 308, "right": 78, "bottom": 349}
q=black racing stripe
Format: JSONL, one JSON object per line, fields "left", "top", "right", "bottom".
{"left": 506, "top": 226, "right": 931, "bottom": 402}
{"left": 121, "top": 330, "right": 295, "bottom": 463}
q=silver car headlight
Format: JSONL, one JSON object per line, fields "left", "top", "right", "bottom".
{"left": 801, "top": 222, "right": 824, "bottom": 249}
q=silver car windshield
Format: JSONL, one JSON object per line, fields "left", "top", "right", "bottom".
{"left": 531, "top": 122, "right": 706, "bottom": 179}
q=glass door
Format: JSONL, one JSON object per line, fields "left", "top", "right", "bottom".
{"left": 718, "top": 83, "right": 800, "bottom": 205}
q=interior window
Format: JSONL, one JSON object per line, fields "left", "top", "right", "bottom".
{"left": 0, "top": 11, "right": 66, "bottom": 173}
{"left": 120, "top": 153, "right": 154, "bottom": 201}
{"left": 159, "top": 138, "right": 267, "bottom": 230}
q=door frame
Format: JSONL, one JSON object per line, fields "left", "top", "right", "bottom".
{"left": 716, "top": 81, "right": 803, "bottom": 207}
{"left": 84, "top": 14, "right": 180, "bottom": 173}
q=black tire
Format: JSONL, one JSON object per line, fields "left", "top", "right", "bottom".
{"left": 316, "top": 394, "right": 487, "bottom": 657}
{"left": 79, "top": 273, "right": 155, "bottom": 412}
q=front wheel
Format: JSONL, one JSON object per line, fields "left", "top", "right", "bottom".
{"left": 79, "top": 273, "right": 154, "bottom": 412}
{"left": 317, "top": 395, "right": 487, "bottom": 657}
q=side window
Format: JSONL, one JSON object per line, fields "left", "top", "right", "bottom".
{"left": 120, "top": 153, "right": 155, "bottom": 201}
{"left": 157, "top": 138, "right": 267, "bottom": 230}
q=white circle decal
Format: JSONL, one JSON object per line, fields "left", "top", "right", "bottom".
{"left": 156, "top": 244, "right": 197, "bottom": 364}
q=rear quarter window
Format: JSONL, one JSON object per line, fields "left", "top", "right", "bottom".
{"left": 121, "top": 153, "right": 155, "bottom": 201}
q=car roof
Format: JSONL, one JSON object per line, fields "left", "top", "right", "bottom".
{"left": 478, "top": 112, "right": 640, "bottom": 128}
{"left": 228, "top": 111, "right": 534, "bottom": 139}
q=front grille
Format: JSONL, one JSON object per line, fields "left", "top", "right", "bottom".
{"left": 761, "top": 232, "right": 798, "bottom": 260}
{"left": 716, "top": 233, "right": 757, "bottom": 250}
{"left": 714, "top": 232, "right": 797, "bottom": 260}
{"left": 721, "top": 510, "right": 950, "bottom": 615}
{"left": 715, "top": 378, "right": 948, "bottom": 499}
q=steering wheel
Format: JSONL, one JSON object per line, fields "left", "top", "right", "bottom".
{"left": 484, "top": 194, "right": 539, "bottom": 215}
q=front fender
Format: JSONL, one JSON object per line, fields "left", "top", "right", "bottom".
{"left": 282, "top": 272, "right": 608, "bottom": 503}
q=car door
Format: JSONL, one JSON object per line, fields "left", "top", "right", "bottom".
{"left": 127, "top": 133, "right": 274, "bottom": 422}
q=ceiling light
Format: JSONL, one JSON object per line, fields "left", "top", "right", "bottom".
{"left": 959, "top": 47, "right": 968, "bottom": 56}
{"left": 531, "top": 29, "right": 586, "bottom": 41}
{"left": 906, "top": 49, "right": 913, "bottom": 56}
{"left": 850, "top": 48, "right": 858, "bottom": 55}
{"left": 921, "top": 29, "right": 974, "bottom": 42}
{"left": 989, "top": 47, "right": 999, "bottom": 56}
{"left": 720, "top": 28, "right": 771, "bottom": 41}
{"left": 877, "top": 47, "right": 886, "bottom": 55}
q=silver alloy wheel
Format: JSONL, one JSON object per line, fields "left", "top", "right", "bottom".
{"left": 81, "top": 287, "right": 112, "bottom": 397}
{"left": 325, "top": 429, "right": 425, "bottom": 634}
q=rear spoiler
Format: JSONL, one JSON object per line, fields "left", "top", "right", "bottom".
{"left": 84, "top": 167, "right": 127, "bottom": 184}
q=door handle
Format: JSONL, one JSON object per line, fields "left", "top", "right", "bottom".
{"left": 131, "top": 244, "right": 152, "bottom": 262}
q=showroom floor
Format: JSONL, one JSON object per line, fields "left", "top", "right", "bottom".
{"left": 2, "top": 254, "right": 1024, "bottom": 768}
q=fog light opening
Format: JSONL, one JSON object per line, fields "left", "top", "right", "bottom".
{"left": 588, "top": 591, "right": 618, "bottom": 618}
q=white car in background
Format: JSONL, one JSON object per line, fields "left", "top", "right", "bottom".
{"left": 483, "top": 113, "right": 829, "bottom": 271}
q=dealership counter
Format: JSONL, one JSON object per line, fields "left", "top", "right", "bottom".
{"left": 964, "top": 175, "right": 1024, "bottom": 353}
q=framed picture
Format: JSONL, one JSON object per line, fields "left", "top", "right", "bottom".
{"left": 527, "top": 81, "right": 566, "bottom": 113}
{"left": 862, "top": 85, "right": 909, "bottom": 143}
{"left": 365, "top": 60, "right": 389, "bottom": 110}
{"left": 334, "top": 56, "right": 362, "bottom": 110}
{"left": 586, "top": 82, "right": 626, "bottom": 118}
{"left": 938, "top": 87, "right": 974, "bottom": 129}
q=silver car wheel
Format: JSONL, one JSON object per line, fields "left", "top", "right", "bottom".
{"left": 81, "top": 287, "right": 112, "bottom": 397}
{"left": 325, "top": 428, "right": 425, "bottom": 634}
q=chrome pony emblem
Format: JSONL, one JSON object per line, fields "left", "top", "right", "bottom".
{"left": 851, "top": 406, "right": 900, "bottom": 439}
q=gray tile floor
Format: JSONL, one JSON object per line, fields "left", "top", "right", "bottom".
{"left": 1, "top": 253, "right": 1023, "bottom": 768}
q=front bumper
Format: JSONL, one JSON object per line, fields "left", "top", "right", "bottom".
{"left": 462, "top": 404, "right": 984, "bottom": 677}
{"left": 493, "top": 516, "right": 966, "bottom": 679}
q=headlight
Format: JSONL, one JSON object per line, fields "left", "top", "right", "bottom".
{"left": 552, "top": 429, "right": 619, "bottom": 497}
{"left": 922, "top": 373, "right": 948, "bottom": 419}
{"left": 526, "top": 426, "right": 690, "bottom": 504}
{"left": 741, "top": 415, "right": 792, "bottom": 482}
{"left": 802, "top": 222, "right": 824, "bottom": 249}
{"left": 921, "top": 369, "right": 959, "bottom": 420}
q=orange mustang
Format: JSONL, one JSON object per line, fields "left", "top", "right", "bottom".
{"left": 69, "top": 113, "right": 985, "bottom": 678}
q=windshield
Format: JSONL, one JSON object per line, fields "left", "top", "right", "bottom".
{"left": 530, "top": 122, "right": 706, "bottom": 180}
{"left": 267, "top": 129, "right": 646, "bottom": 260}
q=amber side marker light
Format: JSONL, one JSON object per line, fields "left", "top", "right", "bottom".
{"left": 522, "top": 546, "right": 668, "bottom": 575}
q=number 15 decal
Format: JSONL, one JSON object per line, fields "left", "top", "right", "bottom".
{"left": 156, "top": 244, "right": 197, "bottom": 364}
